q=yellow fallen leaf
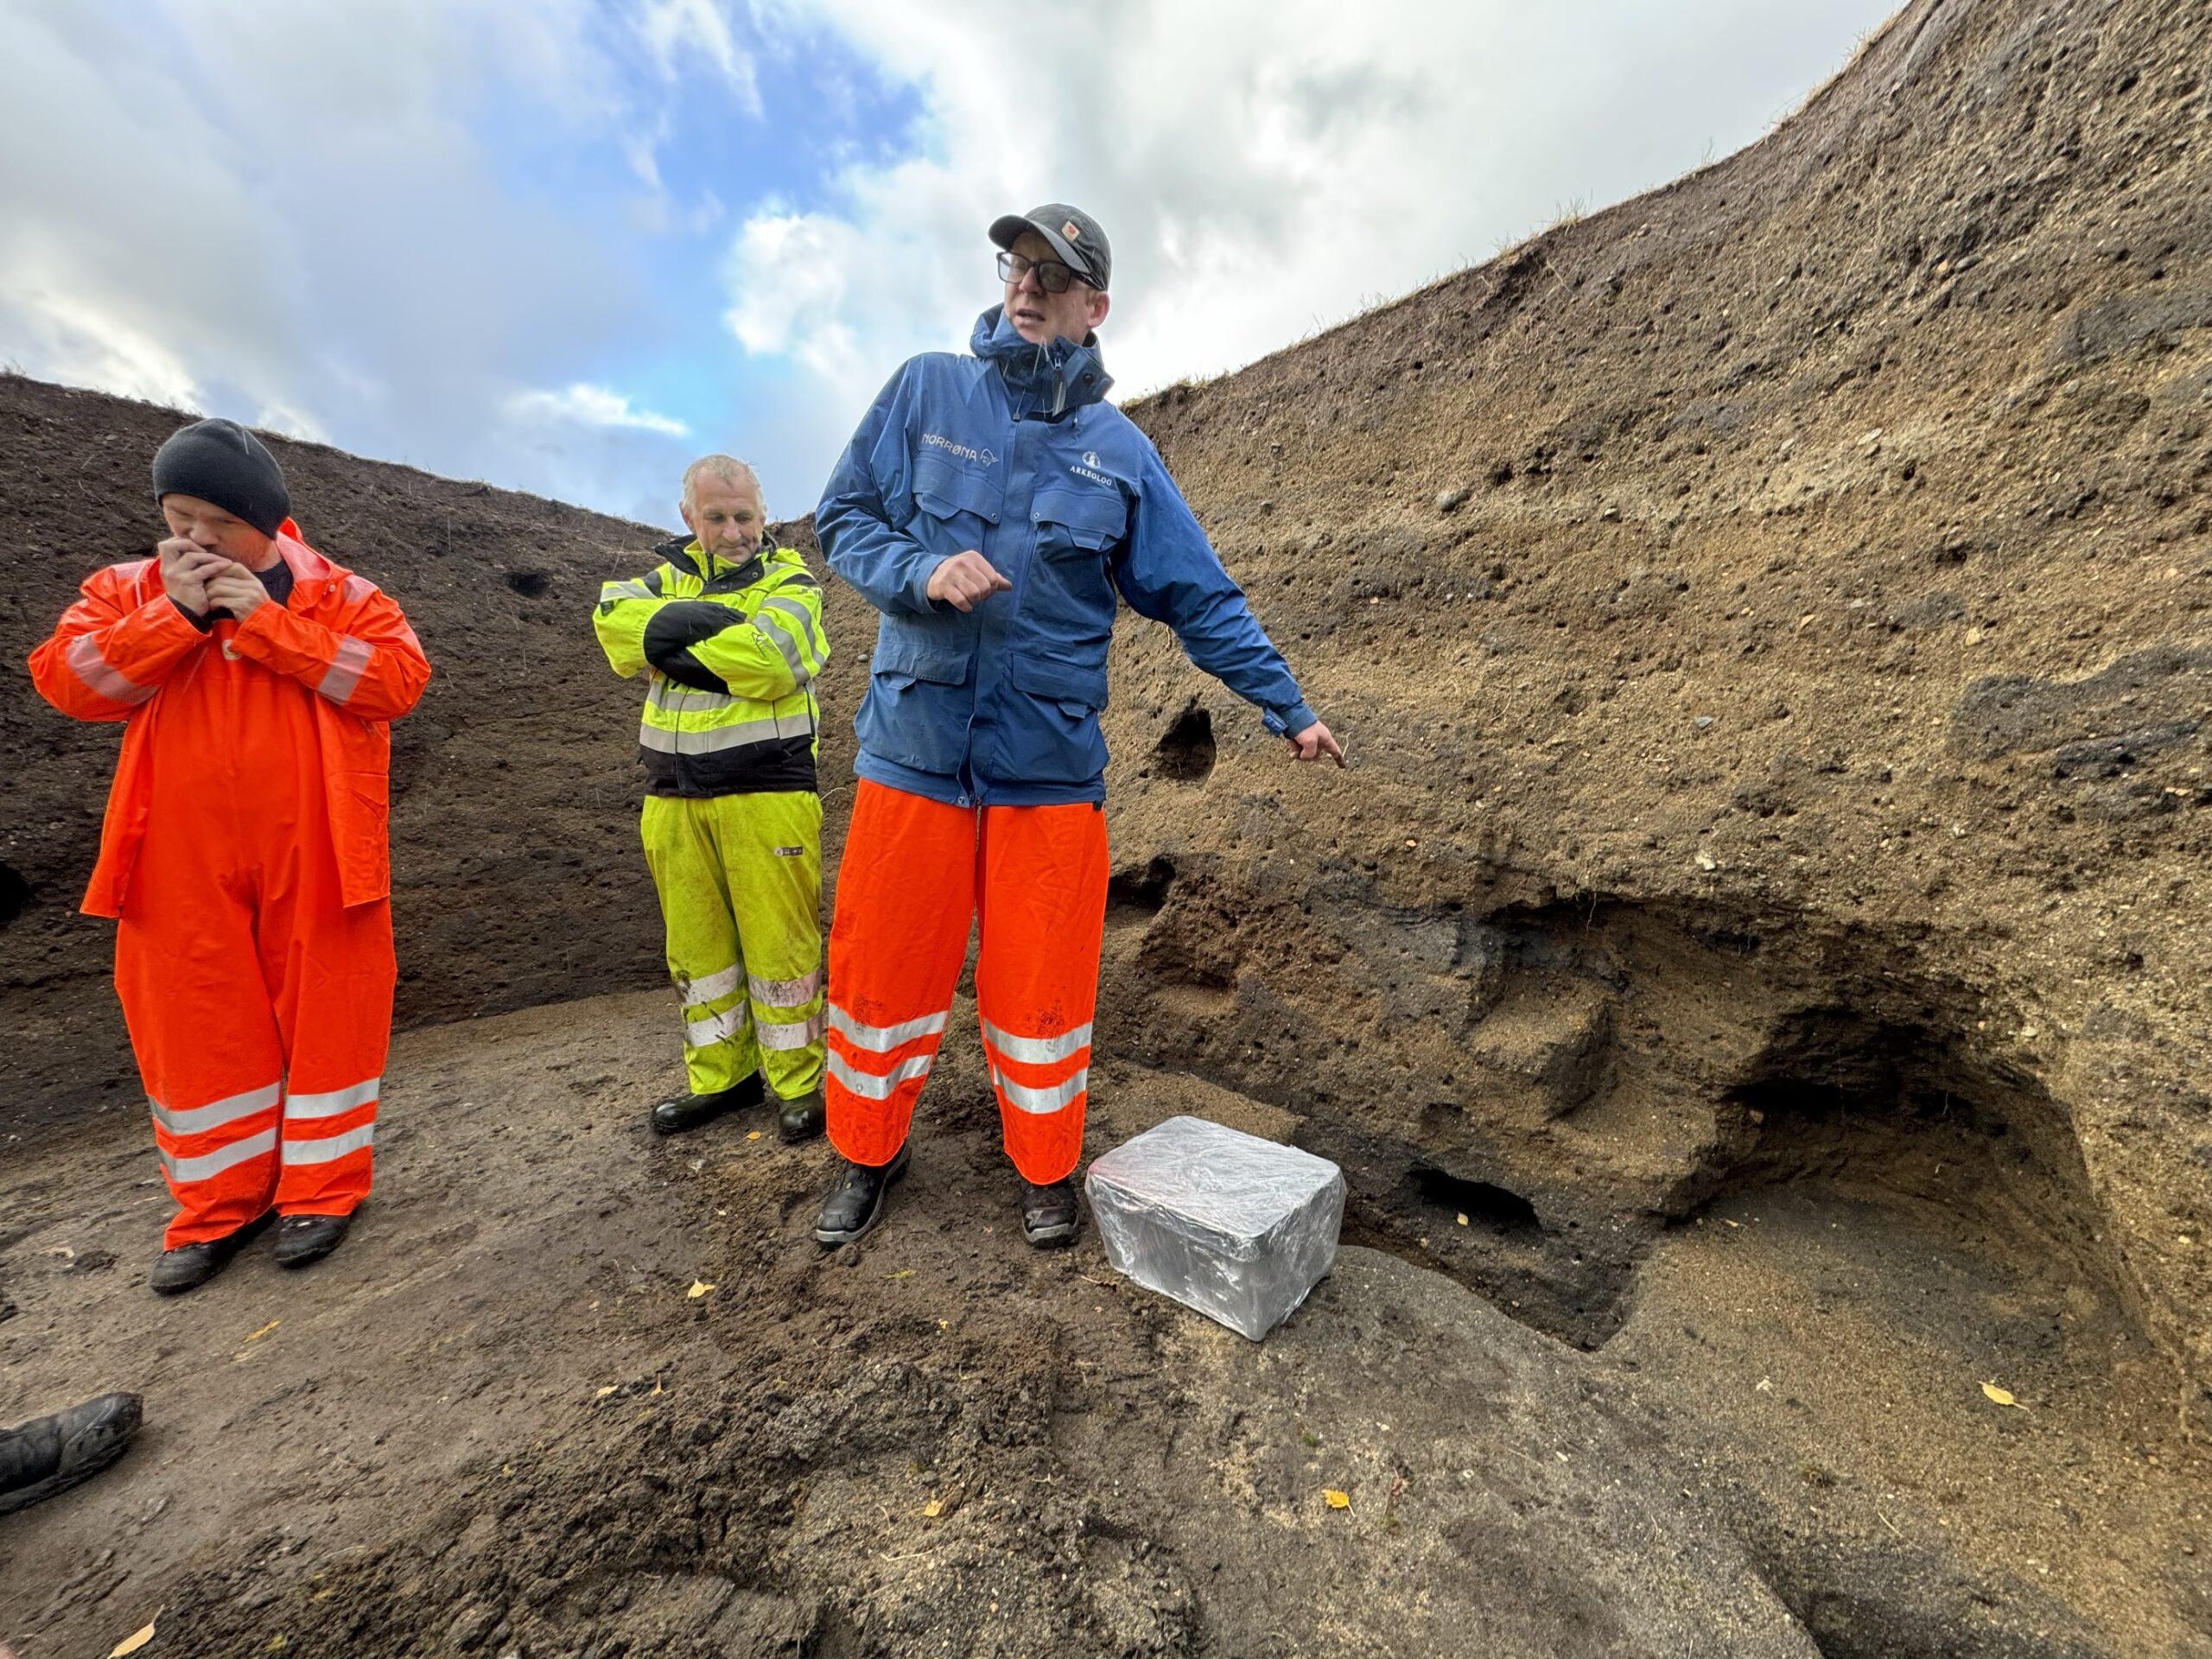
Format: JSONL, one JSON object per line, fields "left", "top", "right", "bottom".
{"left": 110, "top": 1616, "right": 159, "bottom": 1656}
{"left": 245, "top": 1319, "right": 280, "bottom": 1343}
{"left": 1323, "top": 1489, "right": 1351, "bottom": 1510}
{"left": 1455, "top": 1213, "right": 1469, "bottom": 1227}
{"left": 885, "top": 1268, "right": 915, "bottom": 1281}
{"left": 1980, "top": 1382, "right": 2026, "bottom": 1409}
{"left": 747, "top": 1130, "right": 763, "bottom": 1141}
{"left": 269, "top": 1637, "right": 289, "bottom": 1651}
{"left": 923, "top": 1497, "right": 944, "bottom": 1517}
{"left": 687, "top": 1281, "right": 715, "bottom": 1299}
{"left": 594, "top": 1385, "right": 619, "bottom": 1398}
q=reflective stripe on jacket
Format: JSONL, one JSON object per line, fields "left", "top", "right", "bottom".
{"left": 815, "top": 304, "right": 1316, "bottom": 807}
{"left": 594, "top": 537, "right": 829, "bottom": 797}
{"left": 26, "top": 524, "right": 430, "bottom": 915}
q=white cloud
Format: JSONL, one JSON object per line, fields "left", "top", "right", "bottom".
{"left": 506, "top": 382, "right": 691, "bottom": 436}
{"left": 729, "top": 0, "right": 1898, "bottom": 435}
{"left": 634, "top": 0, "right": 761, "bottom": 112}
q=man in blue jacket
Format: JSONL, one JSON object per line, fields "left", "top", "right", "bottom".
{"left": 813, "top": 202, "right": 1342, "bottom": 1249}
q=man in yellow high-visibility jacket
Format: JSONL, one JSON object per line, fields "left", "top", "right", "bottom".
{"left": 594, "top": 454, "right": 830, "bottom": 1141}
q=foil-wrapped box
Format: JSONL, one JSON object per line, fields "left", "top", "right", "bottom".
{"left": 1085, "top": 1116, "right": 1345, "bottom": 1340}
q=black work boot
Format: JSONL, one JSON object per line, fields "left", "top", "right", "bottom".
{"left": 776, "top": 1090, "right": 824, "bottom": 1143}
{"left": 273, "top": 1211, "right": 353, "bottom": 1269}
{"left": 0, "top": 1393, "right": 143, "bottom": 1516}
{"left": 1020, "top": 1178, "right": 1080, "bottom": 1248}
{"left": 149, "top": 1212, "right": 269, "bottom": 1296}
{"left": 651, "top": 1073, "right": 764, "bottom": 1135}
{"left": 814, "top": 1144, "right": 910, "bottom": 1246}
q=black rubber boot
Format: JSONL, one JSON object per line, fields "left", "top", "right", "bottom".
{"left": 814, "top": 1144, "right": 911, "bottom": 1246}
{"left": 149, "top": 1212, "right": 268, "bottom": 1296}
{"left": 1020, "top": 1178, "right": 1080, "bottom": 1248}
{"left": 651, "top": 1073, "right": 764, "bottom": 1135}
{"left": 273, "top": 1211, "right": 353, "bottom": 1269}
{"left": 776, "top": 1090, "right": 825, "bottom": 1143}
{"left": 0, "top": 1393, "right": 143, "bottom": 1515}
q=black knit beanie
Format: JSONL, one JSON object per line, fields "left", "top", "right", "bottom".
{"left": 151, "top": 418, "right": 291, "bottom": 538}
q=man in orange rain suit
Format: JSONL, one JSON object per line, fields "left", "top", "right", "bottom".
{"left": 29, "top": 417, "right": 430, "bottom": 1296}
{"left": 812, "top": 203, "right": 1344, "bottom": 1249}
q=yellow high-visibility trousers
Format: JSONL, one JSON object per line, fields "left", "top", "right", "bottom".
{"left": 640, "top": 791, "right": 824, "bottom": 1101}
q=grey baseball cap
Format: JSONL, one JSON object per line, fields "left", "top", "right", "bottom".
{"left": 988, "top": 203, "right": 1111, "bottom": 290}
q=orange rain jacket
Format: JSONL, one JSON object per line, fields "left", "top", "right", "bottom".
{"left": 28, "top": 524, "right": 431, "bottom": 915}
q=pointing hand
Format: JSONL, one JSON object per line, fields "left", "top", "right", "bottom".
{"left": 1287, "top": 721, "right": 1345, "bottom": 767}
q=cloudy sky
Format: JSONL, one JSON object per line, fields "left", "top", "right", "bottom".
{"left": 2, "top": 0, "right": 1896, "bottom": 531}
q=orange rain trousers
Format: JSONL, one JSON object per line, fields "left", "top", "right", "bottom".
{"left": 29, "top": 531, "right": 426, "bottom": 1248}
{"left": 824, "top": 780, "right": 1108, "bottom": 1185}
{"left": 121, "top": 619, "right": 393, "bottom": 1245}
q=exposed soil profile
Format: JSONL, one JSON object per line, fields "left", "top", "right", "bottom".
{"left": 7, "top": 0, "right": 2212, "bottom": 1651}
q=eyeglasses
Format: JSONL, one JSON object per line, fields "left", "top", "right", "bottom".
{"left": 997, "top": 250, "right": 1085, "bottom": 294}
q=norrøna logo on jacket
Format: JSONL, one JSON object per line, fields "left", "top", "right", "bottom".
{"left": 814, "top": 304, "right": 1314, "bottom": 810}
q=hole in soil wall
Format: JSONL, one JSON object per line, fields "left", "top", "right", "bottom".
{"left": 1106, "top": 855, "right": 1177, "bottom": 922}
{"left": 1414, "top": 1166, "right": 1541, "bottom": 1235}
{"left": 505, "top": 569, "right": 551, "bottom": 598}
{"left": 0, "top": 863, "right": 30, "bottom": 929}
{"left": 1154, "top": 705, "right": 1216, "bottom": 782}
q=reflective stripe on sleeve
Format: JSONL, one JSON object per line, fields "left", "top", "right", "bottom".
{"left": 981, "top": 1016, "right": 1094, "bottom": 1067}
{"left": 286, "top": 1077, "right": 381, "bottom": 1119}
{"left": 680, "top": 964, "right": 743, "bottom": 1007}
{"left": 752, "top": 599, "right": 817, "bottom": 684}
{"left": 281, "top": 1122, "right": 375, "bottom": 1165}
{"left": 758, "top": 1012, "right": 825, "bottom": 1052}
{"left": 316, "top": 636, "right": 374, "bottom": 704}
{"left": 160, "top": 1128, "right": 277, "bottom": 1184}
{"left": 990, "top": 1065, "right": 1088, "bottom": 1116}
{"left": 827, "top": 1004, "right": 949, "bottom": 1052}
{"left": 750, "top": 968, "right": 823, "bottom": 1007}
{"left": 67, "top": 633, "right": 156, "bottom": 705}
{"left": 600, "top": 579, "right": 658, "bottom": 603}
{"left": 149, "top": 1081, "right": 282, "bottom": 1136}
{"left": 826, "top": 1048, "right": 934, "bottom": 1099}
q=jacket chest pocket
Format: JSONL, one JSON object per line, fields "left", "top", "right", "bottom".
{"left": 1030, "top": 484, "right": 1127, "bottom": 560}
{"left": 907, "top": 453, "right": 1005, "bottom": 544}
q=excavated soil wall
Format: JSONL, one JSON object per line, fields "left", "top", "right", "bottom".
{"left": 1090, "top": 0, "right": 2212, "bottom": 1401}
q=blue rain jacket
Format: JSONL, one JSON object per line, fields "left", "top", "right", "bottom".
{"left": 817, "top": 306, "right": 1316, "bottom": 806}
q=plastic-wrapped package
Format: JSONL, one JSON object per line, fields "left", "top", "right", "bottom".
{"left": 1084, "top": 1116, "right": 1345, "bottom": 1340}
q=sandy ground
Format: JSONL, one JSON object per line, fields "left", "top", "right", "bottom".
{"left": 3, "top": 988, "right": 2206, "bottom": 1657}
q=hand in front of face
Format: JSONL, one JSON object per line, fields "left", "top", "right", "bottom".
{"left": 925, "top": 550, "right": 1013, "bottom": 613}
{"left": 202, "top": 562, "right": 269, "bottom": 620}
{"left": 1287, "top": 721, "right": 1346, "bottom": 768}
{"left": 157, "top": 537, "right": 228, "bottom": 615}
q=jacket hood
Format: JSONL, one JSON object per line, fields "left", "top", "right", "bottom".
{"left": 971, "top": 306, "right": 1114, "bottom": 417}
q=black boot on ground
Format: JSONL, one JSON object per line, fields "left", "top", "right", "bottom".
{"left": 814, "top": 1143, "right": 910, "bottom": 1246}
{"left": 0, "top": 1393, "right": 143, "bottom": 1516}
{"left": 651, "top": 1073, "right": 764, "bottom": 1135}
{"left": 1020, "top": 1177, "right": 1080, "bottom": 1248}
{"left": 776, "top": 1090, "right": 824, "bottom": 1143}
{"left": 273, "top": 1211, "right": 353, "bottom": 1269}
{"left": 149, "top": 1211, "right": 270, "bottom": 1296}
